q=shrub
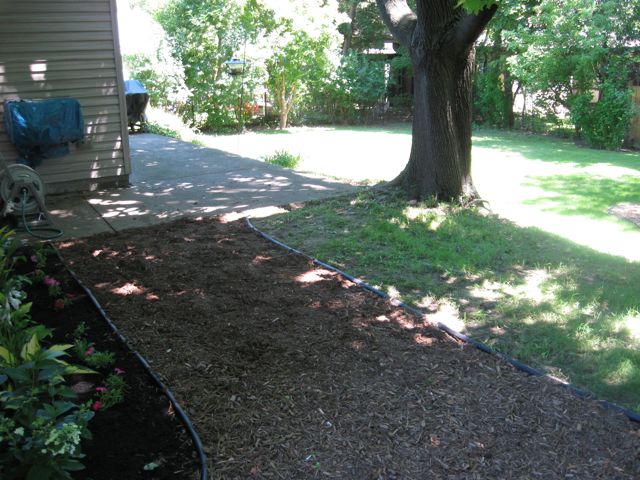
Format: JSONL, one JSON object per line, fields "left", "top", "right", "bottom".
{"left": 571, "top": 81, "right": 634, "bottom": 150}
{"left": 473, "top": 68, "right": 509, "bottom": 128}
{"left": 264, "top": 150, "right": 301, "bottom": 169}
{"left": 308, "top": 52, "right": 387, "bottom": 123}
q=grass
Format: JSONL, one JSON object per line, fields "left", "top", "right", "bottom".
{"left": 470, "top": 130, "right": 640, "bottom": 261}
{"left": 255, "top": 188, "right": 640, "bottom": 412}
{"left": 199, "top": 127, "right": 640, "bottom": 263}
{"left": 263, "top": 150, "right": 302, "bottom": 169}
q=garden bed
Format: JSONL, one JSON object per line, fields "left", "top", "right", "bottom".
{"left": 57, "top": 217, "right": 640, "bottom": 479}
{"left": 16, "top": 245, "right": 200, "bottom": 479}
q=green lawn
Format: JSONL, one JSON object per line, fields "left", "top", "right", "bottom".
{"left": 200, "top": 125, "right": 640, "bottom": 261}
{"left": 221, "top": 126, "right": 640, "bottom": 412}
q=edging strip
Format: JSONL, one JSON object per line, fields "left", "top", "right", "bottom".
{"left": 245, "top": 217, "right": 640, "bottom": 424}
{"left": 53, "top": 246, "right": 209, "bottom": 480}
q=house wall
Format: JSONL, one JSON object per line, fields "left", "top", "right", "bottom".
{"left": 0, "top": 0, "right": 130, "bottom": 194}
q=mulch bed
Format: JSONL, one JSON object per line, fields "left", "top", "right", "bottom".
{"left": 17, "top": 247, "right": 200, "bottom": 479}
{"left": 56, "top": 217, "right": 640, "bottom": 479}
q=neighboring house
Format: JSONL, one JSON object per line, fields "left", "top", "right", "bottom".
{"left": 0, "top": 0, "right": 130, "bottom": 194}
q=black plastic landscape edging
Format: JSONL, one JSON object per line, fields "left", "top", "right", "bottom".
{"left": 245, "top": 218, "right": 640, "bottom": 424}
{"left": 53, "top": 247, "right": 208, "bottom": 480}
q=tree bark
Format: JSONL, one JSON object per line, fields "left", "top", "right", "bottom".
{"left": 377, "top": 0, "right": 497, "bottom": 201}
{"left": 393, "top": 47, "right": 477, "bottom": 200}
{"left": 342, "top": 1, "right": 360, "bottom": 54}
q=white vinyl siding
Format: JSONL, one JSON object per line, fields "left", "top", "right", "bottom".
{"left": 0, "top": 0, "right": 130, "bottom": 193}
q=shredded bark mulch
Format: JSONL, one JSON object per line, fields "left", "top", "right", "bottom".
{"left": 57, "top": 217, "right": 640, "bottom": 479}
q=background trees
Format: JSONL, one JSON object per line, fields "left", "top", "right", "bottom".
{"left": 474, "top": 0, "right": 639, "bottom": 149}
{"left": 122, "top": 0, "right": 639, "bottom": 150}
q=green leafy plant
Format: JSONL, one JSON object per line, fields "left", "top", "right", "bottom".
{"left": 571, "top": 81, "right": 634, "bottom": 150}
{"left": 27, "top": 244, "right": 54, "bottom": 271}
{"left": 0, "top": 331, "right": 94, "bottom": 479}
{"left": 0, "top": 400, "right": 93, "bottom": 480}
{"left": 145, "top": 122, "right": 180, "bottom": 139}
{"left": 0, "top": 230, "right": 95, "bottom": 478}
{"left": 95, "top": 373, "right": 128, "bottom": 410}
{"left": 264, "top": 150, "right": 301, "bottom": 169}
{"left": 72, "top": 322, "right": 115, "bottom": 369}
{"left": 85, "top": 351, "right": 115, "bottom": 370}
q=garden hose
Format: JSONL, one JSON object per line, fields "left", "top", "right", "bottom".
{"left": 20, "top": 188, "right": 64, "bottom": 240}
{"left": 53, "top": 247, "right": 208, "bottom": 480}
{"left": 245, "top": 217, "right": 640, "bottom": 424}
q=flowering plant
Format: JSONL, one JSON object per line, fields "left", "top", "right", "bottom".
{"left": 94, "top": 372, "right": 128, "bottom": 410}
{"left": 0, "top": 229, "right": 94, "bottom": 479}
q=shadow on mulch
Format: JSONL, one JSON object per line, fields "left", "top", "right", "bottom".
{"left": 57, "top": 217, "right": 640, "bottom": 479}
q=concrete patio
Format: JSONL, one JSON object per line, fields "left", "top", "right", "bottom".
{"left": 45, "top": 134, "right": 356, "bottom": 239}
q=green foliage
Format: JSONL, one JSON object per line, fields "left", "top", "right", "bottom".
{"left": 456, "top": 0, "right": 499, "bottom": 14}
{"left": 312, "top": 52, "right": 387, "bottom": 122}
{"left": 71, "top": 323, "right": 115, "bottom": 370}
{"left": 337, "top": 0, "right": 387, "bottom": 52}
{"left": 156, "top": 0, "right": 269, "bottom": 130}
{"left": 84, "top": 352, "right": 115, "bottom": 370}
{"left": 264, "top": 150, "right": 301, "bottom": 169}
{"left": 571, "top": 81, "right": 634, "bottom": 150}
{"left": 473, "top": 67, "right": 509, "bottom": 128}
{"left": 266, "top": 29, "right": 333, "bottom": 128}
{"left": 0, "top": 231, "right": 94, "bottom": 479}
{"left": 123, "top": 47, "right": 189, "bottom": 111}
{"left": 0, "top": 328, "right": 94, "bottom": 479}
{"left": 145, "top": 122, "right": 180, "bottom": 139}
{"left": 97, "top": 374, "right": 127, "bottom": 410}
{"left": 0, "top": 403, "right": 93, "bottom": 480}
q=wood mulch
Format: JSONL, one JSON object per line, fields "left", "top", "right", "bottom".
{"left": 57, "top": 217, "right": 640, "bottom": 479}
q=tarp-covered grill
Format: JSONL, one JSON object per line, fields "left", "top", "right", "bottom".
{"left": 124, "top": 80, "right": 149, "bottom": 132}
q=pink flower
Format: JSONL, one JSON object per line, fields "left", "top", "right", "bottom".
{"left": 53, "top": 298, "right": 66, "bottom": 310}
{"left": 43, "top": 276, "right": 60, "bottom": 287}
{"left": 91, "top": 400, "right": 102, "bottom": 411}
{"left": 114, "top": 367, "right": 125, "bottom": 375}
{"left": 85, "top": 346, "right": 95, "bottom": 356}
{"left": 30, "top": 255, "right": 38, "bottom": 263}
{"left": 95, "top": 387, "right": 108, "bottom": 392}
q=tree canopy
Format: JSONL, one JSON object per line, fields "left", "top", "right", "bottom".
{"left": 124, "top": 0, "right": 638, "bottom": 150}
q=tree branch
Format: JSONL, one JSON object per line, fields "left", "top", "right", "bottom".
{"left": 376, "top": 0, "right": 417, "bottom": 48}
{"left": 454, "top": 4, "right": 498, "bottom": 55}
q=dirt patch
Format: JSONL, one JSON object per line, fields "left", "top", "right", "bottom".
{"left": 57, "top": 217, "right": 640, "bottom": 479}
{"left": 610, "top": 203, "right": 640, "bottom": 227}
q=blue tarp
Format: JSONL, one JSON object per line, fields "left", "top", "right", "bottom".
{"left": 3, "top": 97, "right": 84, "bottom": 167}
{"left": 124, "top": 79, "right": 147, "bottom": 96}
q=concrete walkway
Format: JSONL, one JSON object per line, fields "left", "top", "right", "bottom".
{"left": 46, "top": 134, "right": 355, "bottom": 239}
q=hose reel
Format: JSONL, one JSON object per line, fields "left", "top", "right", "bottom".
{"left": 0, "top": 152, "right": 62, "bottom": 239}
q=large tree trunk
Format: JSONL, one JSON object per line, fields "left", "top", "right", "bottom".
{"left": 393, "top": 47, "right": 476, "bottom": 200}
{"left": 377, "top": 0, "right": 497, "bottom": 202}
{"left": 341, "top": 1, "right": 359, "bottom": 54}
